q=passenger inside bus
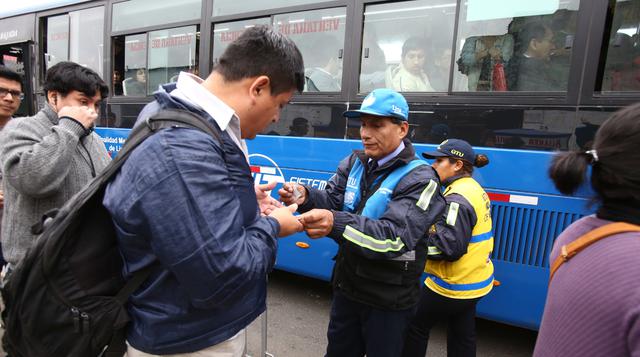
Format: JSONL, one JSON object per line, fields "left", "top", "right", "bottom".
{"left": 510, "top": 22, "right": 564, "bottom": 91}
{"left": 286, "top": 117, "right": 310, "bottom": 137}
{"left": 456, "top": 33, "right": 513, "bottom": 91}
{"left": 304, "top": 35, "right": 341, "bottom": 92}
{"left": 387, "top": 37, "right": 435, "bottom": 92}
{"left": 427, "top": 48, "right": 452, "bottom": 92}
{"left": 122, "top": 68, "right": 147, "bottom": 96}
{"left": 601, "top": 7, "right": 640, "bottom": 91}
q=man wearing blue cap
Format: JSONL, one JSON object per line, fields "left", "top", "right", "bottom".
{"left": 279, "top": 88, "right": 446, "bottom": 357}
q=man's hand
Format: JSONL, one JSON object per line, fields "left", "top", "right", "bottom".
{"left": 0, "top": 190, "right": 4, "bottom": 210}
{"left": 298, "top": 209, "right": 334, "bottom": 239}
{"left": 269, "top": 204, "right": 304, "bottom": 237}
{"left": 255, "top": 182, "right": 282, "bottom": 216}
{"left": 278, "top": 182, "right": 306, "bottom": 206}
{"left": 58, "top": 106, "right": 98, "bottom": 130}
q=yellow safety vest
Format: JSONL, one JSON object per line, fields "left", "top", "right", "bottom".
{"left": 424, "top": 177, "right": 494, "bottom": 299}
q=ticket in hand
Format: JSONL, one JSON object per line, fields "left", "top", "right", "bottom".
{"left": 292, "top": 184, "right": 302, "bottom": 200}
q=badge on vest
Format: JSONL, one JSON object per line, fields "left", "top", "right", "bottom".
{"left": 345, "top": 191, "right": 356, "bottom": 205}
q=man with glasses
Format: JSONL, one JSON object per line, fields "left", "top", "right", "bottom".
{"left": 512, "top": 22, "right": 563, "bottom": 91}
{"left": 0, "top": 66, "right": 24, "bottom": 269}
{"left": 0, "top": 66, "right": 23, "bottom": 129}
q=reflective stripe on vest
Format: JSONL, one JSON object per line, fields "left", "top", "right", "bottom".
{"left": 425, "top": 273, "right": 494, "bottom": 291}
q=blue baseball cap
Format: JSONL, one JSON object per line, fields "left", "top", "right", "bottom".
{"left": 343, "top": 88, "right": 409, "bottom": 121}
{"left": 422, "top": 139, "right": 475, "bottom": 163}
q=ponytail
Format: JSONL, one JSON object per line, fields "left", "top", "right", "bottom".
{"left": 456, "top": 153, "right": 490, "bottom": 176}
{"left": 474, "top": 154, "right": 489, "bottom": 168}
{"left": 548, "top": 151, "right": 590, "bottom": 195}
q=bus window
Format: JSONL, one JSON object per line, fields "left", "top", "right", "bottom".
{"left": 112, "top": 0, "right": 201, "bottom": 33}
{"left": 45, "top": 15, "right": 69, "bottom": 70}
{"left": 69, "top": 7, "right": 104, "bottom": 76}
{"left": 453, "top": 0, "right": 580, "bottom": 92}
{"left": 359, "top": 0, "right": 457, "bottom": 93}
{"left": 410, "top": 106, "right": 580, "bottom": 151}
{"left": 599, "top": 0, "right": 640, "bottom": 92}
{"left": 212, "top": 18, "right": 270, "bottom": 67}
{"left": 113, "top": 33, "right": 147, "bottom": 96}
{"left": 44, "top": 7, "right": 104, "bottom": 77}
{"left": 261, "top": 103, "right": 347, "bottom": 139}
{"left": 147, "top": 26, "right": 199, "bottom": 94}
{"left": 114, "top": 26, "right": 199, "bottom": 97}
{"left": 213, "top": 0, "right": 334, "bottom": 17}
{"left": 274, "top": 8, "right": 346, "bottom": 93}
{"left": 105, "top": 102, "right": 147, "bottom": 128}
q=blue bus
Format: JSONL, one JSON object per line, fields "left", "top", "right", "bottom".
{"left": 2, "top": 0, "right": 639, "bottom": 330}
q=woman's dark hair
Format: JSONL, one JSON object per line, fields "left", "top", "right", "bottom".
{"left": 215, "top": 25, "right": 305, "bottom": 95}
{"left": 448, "top": 154, "right": 490, "bottom": 175}
{"left": 549, "top": 103, "right": 640, "bottom": 203}
{"left": 43, "top": 61, "right": 108, "bottom": 99}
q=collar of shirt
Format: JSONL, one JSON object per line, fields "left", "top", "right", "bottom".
{"left": 370, "top": 140, "right": 405, "bottom": 168}
{"left": 169, "top": 72, "right": 248, "bottom": 159}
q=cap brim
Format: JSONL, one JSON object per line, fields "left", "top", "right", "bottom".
{"left": 421, "top": 151, "right": 449, "bottom": 159}
{"left": 343, "top": 109, "right": 406, "bottom": 121}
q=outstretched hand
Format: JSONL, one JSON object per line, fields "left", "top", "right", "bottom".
{"left": 269, "top": 203, "right": 304, "bottom": 237}
{"left": 278, "top": 182, "right": 306, "bottom": 206}
{"left": 255, "top": 182, "right": 282, "bottom": 216}
{"left": 297, "top": 209, "right": 334, "bottom": 239}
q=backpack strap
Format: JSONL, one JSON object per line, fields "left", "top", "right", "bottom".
{"left": 100, "top": 109, "right": 223, "bottom": 357}
{"left": 107, "top": 108, "right": 223, "bottom": 302}
{"left": 549, "top": 222, "right": 640, "bottom": 283}
{"left": 116, "top": 108, "right": 223, "bottom": 162}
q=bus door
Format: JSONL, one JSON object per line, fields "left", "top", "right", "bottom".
{"left": 0, "top": 42, "right": 35, "bottom": 116}
{"left": 0, "top": 13, "right": 37, "bottom": 116}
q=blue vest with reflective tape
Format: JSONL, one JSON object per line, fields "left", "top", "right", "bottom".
{"left": 343, "top": 158, "right": 425, "bottom": 218}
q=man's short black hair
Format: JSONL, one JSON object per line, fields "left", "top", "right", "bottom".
{"left": 401, "top": 37, "right": 426, "bottom": 58}
{"left": 0, "top": 66, "right": 23, "bottom": 90}
{"left": 43, "top": 61, "right": 108, "bottom": 99}
{"left": 215, "top": 25, "right": 305, "bottom": 95}
{"left": 519, "top": 23, "right": 550, "bottom": 53}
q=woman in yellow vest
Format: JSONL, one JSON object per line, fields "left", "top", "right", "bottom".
{"left": 402, "top": 139, "right": 493, "bottom": 357}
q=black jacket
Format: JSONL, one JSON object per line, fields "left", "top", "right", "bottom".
{"left": 300, "top": 139, "right": 445, "bottom": 309}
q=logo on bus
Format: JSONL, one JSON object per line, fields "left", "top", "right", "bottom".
{"left": 248, "top": 154, "right": 286, "bottom": 186}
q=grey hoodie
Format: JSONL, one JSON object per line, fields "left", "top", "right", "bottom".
{"left": 0, "top": 105, "right": 110, "bottom": 265}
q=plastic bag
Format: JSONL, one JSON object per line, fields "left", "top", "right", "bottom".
{"left": 492, "top": 61, "right": 507, "bottom": 91}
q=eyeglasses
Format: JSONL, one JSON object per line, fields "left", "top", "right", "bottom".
{"left": 0, "top": 87, "right": 24, "bottom": 101}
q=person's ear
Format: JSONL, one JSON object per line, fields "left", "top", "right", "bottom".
{"left": 249, "top": 76, "right": 271, "bottom": 102}
{"left": 398, "top": 121, "right": 409, "bottom": 138}
{"left": 47, "top": 91, "right": 59, "bottom": 108}
{"left": 455, "top": 159, "right": 464, "bottom": 172}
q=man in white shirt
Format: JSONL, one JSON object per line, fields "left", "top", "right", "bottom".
{"left": 103, "top": 25, "right": 305, "bottom": 356}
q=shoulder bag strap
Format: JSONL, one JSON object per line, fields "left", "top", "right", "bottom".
{"left": 549, "top": 222, "right": 640, "bottom": 283}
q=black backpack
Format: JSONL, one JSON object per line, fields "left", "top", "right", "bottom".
{"left": 1, "top": 109, "right": 222, "bottom": 357}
